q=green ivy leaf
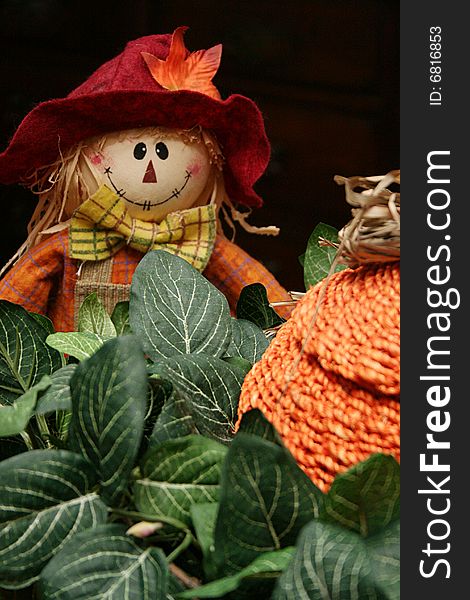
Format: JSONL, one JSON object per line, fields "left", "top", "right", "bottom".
{"left": 35, "top": 364, "right": 77, "bottom": 415}
{"left": 225, "top": 318, "right": 269, "bottom": 364}
{"left": 149, "top": 355, "right": 245, "bottom": 444}
{"left": 236, "top": 283, "right": 284, "bottom": 329}
{"left": 0, "top": 376, "right": 51, "bottom": 437}
{"left": 111, "top": 300, "right": 131, "bottom": 336}
{"left": 320, "top": 454, "right": 400, "bottom": 537}
{"left": 46, "top": 331, "right": 106, "bottom": 361}
{"left": 68, "top": 336, "right": 147, "bottom": 505}
{"left": 213, "top": 423, "right": 324, "bottom": 577}
{"left": 134, "top": 435, "right": 227, "bottom": 526}
{"left": 0, "top": 449, "right": 107, "bottom": 589}
{"left": 177, "top": 547, "right": 295, "bottom": 599}
{"left": 130, "top": 250, "right": 232, "bottom": 360}
{"left": 272, "top": 519, "right": 400, "bottom": 600}
{"left": 39, "top": 524, "right": 169, "bottom": 600}
{"left": 0, "top": 301, "right": 62, "bottom": 404}
{"left": 77, "top": 292, "right": 116, "bottom": 338}
{"left": 303, "top": 222, "right": 347, "bottom": 289}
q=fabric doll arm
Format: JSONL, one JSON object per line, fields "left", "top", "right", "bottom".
{"left": 203, "top": 235, "right": 292, "bottom": 316}
{"left": 0, "top": 231, "right": 67, "bottom": 316}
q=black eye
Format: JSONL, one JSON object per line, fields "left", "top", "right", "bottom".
{"left": 133, "top": 142, "right": 147, "bottom": 160}
{"left": 155, "top": 142, "right": 169, "bottom": 160}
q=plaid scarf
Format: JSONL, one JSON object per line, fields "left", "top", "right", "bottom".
{"left": 69, "top": 185, "right": 217, "bottom": 271}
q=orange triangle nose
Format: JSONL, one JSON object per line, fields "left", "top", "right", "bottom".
{"left": 142, "top": 160, "right": 157, "bottom": 183}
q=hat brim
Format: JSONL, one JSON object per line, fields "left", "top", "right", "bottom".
{"left": 0, "top": 89, "right": 269, "bottom": 208}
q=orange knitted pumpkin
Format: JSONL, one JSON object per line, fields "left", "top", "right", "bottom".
{"left": 238, "top": 261, "right": 400, "bottom": 492}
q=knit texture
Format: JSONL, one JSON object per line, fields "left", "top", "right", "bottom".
{"left": 0, "top": 230, "right": 291, "bottom": 332}
{"left": 238, "top": 262, "right": 400, "bottom": 491}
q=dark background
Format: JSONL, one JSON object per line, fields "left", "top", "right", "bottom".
{"left": 0, "top": 0, "right": 399, "bottom": 291}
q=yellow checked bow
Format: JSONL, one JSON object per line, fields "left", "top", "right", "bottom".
{"left": 69, "top": 185, "right": 216, "bottom": 271}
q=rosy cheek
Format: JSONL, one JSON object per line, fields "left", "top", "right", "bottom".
{"left": 187, "top": 161, "right": 203, "bottom": 177}
{"left": 98, "top": 153, "right": 114, "bottom": 173}
{"left": 90, "top": 154, "right": 103, "bottom": 166}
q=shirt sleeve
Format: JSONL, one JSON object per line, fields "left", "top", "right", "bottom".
{"left": 0, "top": 232, "right": 66, "bottom": 316}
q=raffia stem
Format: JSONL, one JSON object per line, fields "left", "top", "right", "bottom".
{"left": 269, "top": 291, "right": 305, "bottom": 308}
{"left": 264, "top": 291, "right": 305, "bottom": 337}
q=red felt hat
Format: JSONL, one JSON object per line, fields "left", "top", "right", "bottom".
{"left": 0, "top": 27, "right": 270, "bottom": 208}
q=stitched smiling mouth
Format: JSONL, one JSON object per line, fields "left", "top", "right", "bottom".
{"left": 104, "top": 167, "right": 192, "bottom": 211}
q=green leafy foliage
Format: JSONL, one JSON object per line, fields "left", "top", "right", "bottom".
{"left": 35, "top": 364, "right": 77, "bottom": 415}
{"left": 111, "top": 300, "right": 131, "bottom": 335}
{"left": 0, "top": 376, "right": 51, "bottom": 437}
{"left": 29, "top": 311, "right": 55, "bottom": 334}
{"left": 320, "top": 454, "right": 400, "bottom": 536}
{"left": 303, "top": 222, "right": 347, "bottom": 288}
{"left": 272, "top": 519, "right": 400, "bottom": 600}
{"left": 138, "top": 378, "right": 173, "bottom": 457}
{"left": 236, "top": 283, "right": 284, "bottom": 329}
{"left": 0, "top": 450, "right": 107, "bottom": 589}
{"left": 150, "top": 355, "right": 245, "bottom": 444}
{"left": 130, "top": 250, "right": 232, "bottom": 360}
{"left": 68, "top": 336, "right": 147, "bottom": 504}
{"left": 223, "top": 355, "right": 252, "bottom": 374}
{"left": 77, "top": 292, "right": 117, "bottom": 337}
{"left": 237, "top": 407, "right": 283, "bottom": 444}
{"left": 46, "top": 331, "right": 107, "bottom": 361}
{"left": 365, "top": 519, "right": 400, "bottom": 597}
{"left": 39, "top": 524, "right": 169, "bottom": 599}
{"left": 135, "top": 436, "right": 227, "bottom": 525}
{"left": 0, "top": 301, "right": 62, "bottom": 404}
{"left": 0, "top": 249, "right": 400, "bottom": 597}
{"left": 178, "top": 547, "right": 295, "bottom": 599}
{"left": 190, "top": 502, "right": 218, "bottom": 567}
{"left": 149, "top": 388, "right": 198, "bottom": 449}
{"left": 272, "top": 454, "right": 401, "bottom": 600}
{"left": 213, "top": 418, "right": 324, "bottom": 577}
{"left": 46, "top": 294, "right": 124, "bottom": 361}
{"left": 225, "top": 318, "right": 269, "bottom": 364}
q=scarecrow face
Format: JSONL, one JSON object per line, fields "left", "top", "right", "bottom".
{"left": 87, "top": 128, "right": 213, "bottom": 221}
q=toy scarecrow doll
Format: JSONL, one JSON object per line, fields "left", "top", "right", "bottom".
{"left": 0, "top": 27, "right": 289, "bottom": 332}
